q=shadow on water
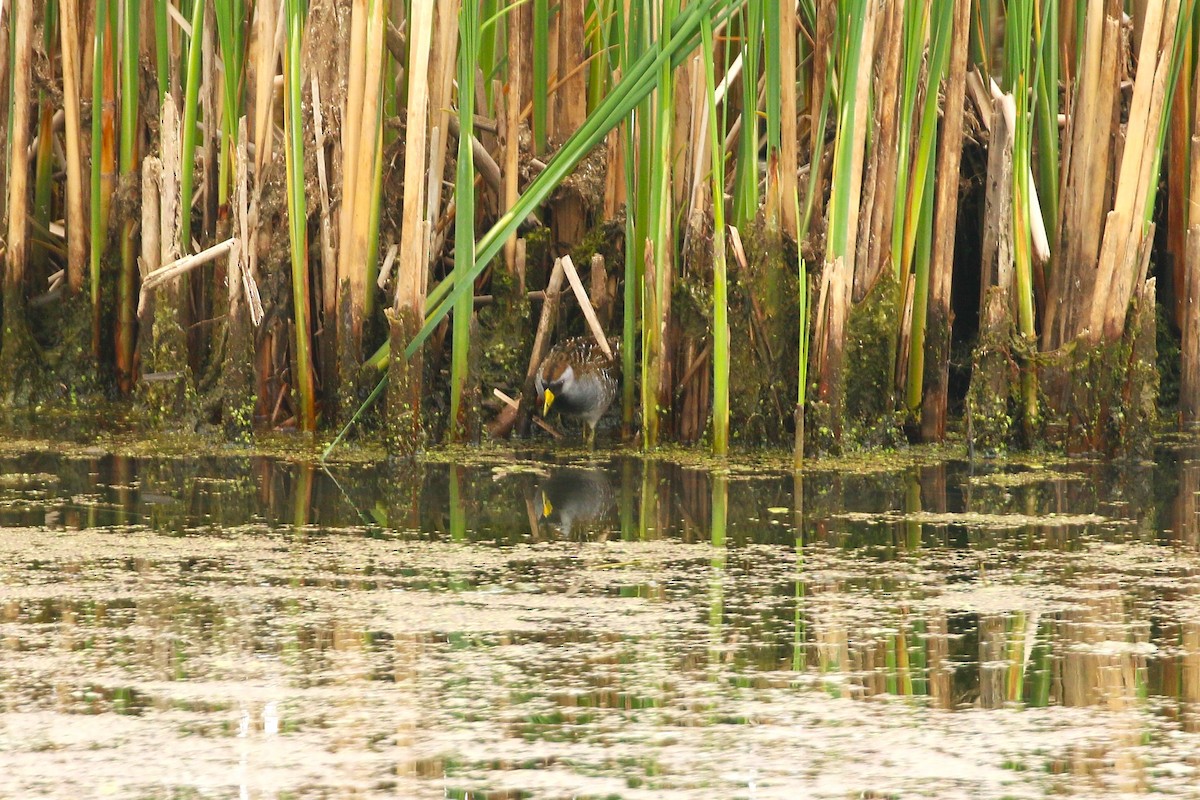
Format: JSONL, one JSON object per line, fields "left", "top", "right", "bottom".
{"left": 2, "top": 443, "right": 1200, "bottom": 797}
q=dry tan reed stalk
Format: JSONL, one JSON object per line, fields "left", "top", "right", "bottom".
{"left": 345, "top": 0, "right": 386, "bottom": 347}
{"left": 984, "top": 81, "right": 1048, "bottom": 277}
{"left": 921, "top": 0, "right": 971, "bottom": 441}
{"left": 1170, "top": 101, "right": 1191, "bottom": 326}
{"left": 60, "top": 0, "right": 86, "bottom": 292}
{"left": 684, "top": 56, "right": 710, "bottom": 247}
{"left": 377, "top": 242, "right": 398, "bottom": 290}
{"left": 558, "top": 0, "right": 586, "bottom": 138}
{"left": 1182, "top": 50, "right": 1200, "bottom": 425}
{"left": 425, "top": 0, "right": 461, "bottom": 268}
{"left": 140, "top": 159, "right": 161, "bottom": 283}
{"left": 231, "top": 114, "right": 245, "bottom": 308}
{"left": 526, "top": 258, "right": 567, "bottom": 383}
{"left": 980, "top": 96, "right": 1014, "bottom": 302}
{"left": 252, "top": 0, "right": 281, "bottom": 179}
{"left": 602, "top": 111, "right": 625, "bottom": 219}
{"left": 1045, "top": 0, "right": 1120, "bottom": 349}
{"left": 4, "top": 0, "right": 31, "bottom": 288}
{"left": 394, "top": 0, "right": 436, "bottom": 314}
{"left": 338, "top": 0, "right": 369, "bottom": 285}
{"left": 141, "top": 238, "right": 237, "bottom": 295}
{"left": 1095, "top": 0, "right": 1178, "bottom": 341}
{"left": 672, "top": 59, "right": 697, "bottom": 215}
{"left": 589, "top": 253, "right": 610, "bottom": 327}
{"left": 855, "top": 0, "right": 901, "bottom": 301}
{"left": 160, "top": 96, "right": 182, "bottom": 273}
{"left": 311, "top": 74, "right": 336, "bottom": 312}
{"left": 550, "top": 0, "right": 588, "bottom": 249}
{"left": 560, "top": 255, "right": 612, "bottom": 358}
{"left": 1185, "top": 221, "right": 1200, "bottom": 424}
{"left": 516, "top": 257, "right": 568, "bottom": 433}
{"left": 424, "top": 125, "right": 444, "bottom": 265}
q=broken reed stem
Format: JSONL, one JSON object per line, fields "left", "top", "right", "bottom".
{"left": 560, "top": 255, "right": 613, "bottom": 359}
{"left": 527, "top": 258, "right": 567, "bottom": 382}
{"left": 138, "top": 238, "right": 237, "bottom": 313}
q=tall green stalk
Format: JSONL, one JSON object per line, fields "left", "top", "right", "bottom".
{"left": 826, "top": 1, "right": 869, "bottom": 266}
{"left": 625, "top": 0, "right": 651, "bottom": 433}
{"left": 1006, "top": 0, "right": 1038, "bottom": 427}
{"left": 763, "top": 0, "right": 780, "bottom": 230}
{"left": 533, "top": 0, "right": 549, "bottom": 153}
{"left": 450, "top": 0, "right": 479, "bottom": 440}
{"left": 904, "top": 163, "right": 936, "bottom": 412}
{"left": 179, "top": 0, "right": 204, "bottom": 253}
{"left": 214, "top": 0, "right": 246, "bottom": 207}
{"left": 116, "top": 0, "right": 140, "bottom": 390}
{"left": 902, "top": 0, "right": 953, "bottom": 412}
{"left": 283, "top": 0, "right": 315, "bottom": 431}
{"left": 795, "top": 199, "right": 809, "bottom": 468}
{"left": 899, "top": 0, "right": 952, "bottom": 278}
{"left": 732, "top": 0, "right": 761, "bottom": 227}
{"left": 891, "top": 0, "right": 928, "bottom": 278}
{"left": 154, "top": 0, "right": 168, "bottom": 103}
{"left": 701, "top": 11, "right": 728, "bottom": 456}
{"left": 643, "top": 0, "right": 678, "bottom": 450}
{"left": 1032, "top": 0, "right": 1058, "bottom": 257}
{"left": 89, "top": 0, "right": 110, "bottom": 351}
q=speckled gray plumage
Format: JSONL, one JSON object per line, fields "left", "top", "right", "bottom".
{"left": 535, "top": 337, "right": 620, "bottom": 432}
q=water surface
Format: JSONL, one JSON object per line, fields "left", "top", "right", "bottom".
{"left": 1, "top": 444, "right": 1199, "bottom": 798}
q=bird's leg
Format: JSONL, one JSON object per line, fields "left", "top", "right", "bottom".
{"left": 583, "top": 423, "right": 595, "bottom": 450}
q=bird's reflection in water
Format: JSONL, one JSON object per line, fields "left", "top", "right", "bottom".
{"left": 532, "top": 468, "right": 616, "bottom": 537}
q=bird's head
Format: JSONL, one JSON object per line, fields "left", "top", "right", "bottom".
{"left": 537, "top": 361, "right": 574, "bottom": 416}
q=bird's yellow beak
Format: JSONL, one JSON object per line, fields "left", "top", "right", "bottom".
{"left": 542, "top": 388, "right": 555, "bottom": 415}
{"left": 542, "top": 496, "right": 553, "bottom": 517}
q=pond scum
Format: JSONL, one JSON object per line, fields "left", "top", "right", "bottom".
{"left": 0, "top": 0, "right": 1196, "bottom": 459}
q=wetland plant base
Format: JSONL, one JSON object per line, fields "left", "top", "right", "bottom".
{"left": 385, "top": 308, "right": 426, "bottom": 460}
{"left": 728, "top": 222, "right": 801, "bottom": 446}
{"left": 806, "top": 270, "right": 904, "bottom": 455}
{"left": 1039, "top": 281, "right": 1159, "bottom": 458}
{"left": 0, "top": 286, "right": 51, "bottom": 407}
{"left": 137, "top": 285, "right": 199, "bottom": 429}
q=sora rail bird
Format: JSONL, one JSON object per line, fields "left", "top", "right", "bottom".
{"left": 535, "top": 336, "right": 620, "bottom": 447}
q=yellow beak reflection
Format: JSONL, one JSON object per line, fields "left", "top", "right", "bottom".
{"left": 542, "top": 496, "right": 554, "bottom": 517}
{"left": 542, "top": 388, "right": 556, "bottom": 416}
